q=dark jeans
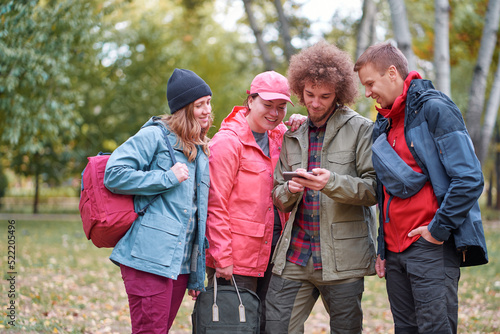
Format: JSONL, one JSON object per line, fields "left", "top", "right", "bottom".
{"left": 385, "top": 237, "right": 461, "bottom": 334}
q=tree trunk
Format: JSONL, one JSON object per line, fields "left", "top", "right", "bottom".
{"left": 466, "top": 0, "right": 500, "bottom": 159}
{"left": 387, "top": 0, "right": 416, "bottom": 71}
{"left": 242, "top": 0, "right": 274, "bottom": 70}
{"left": 496, "top": 124, "right": 500, "bottom": 210}
{"left": 434, "top": 0, "right": 451, "bottom": 97}
{"left": 273, "top": 0, "right": 294, "bottom": 63}
{"left": 487, "top": 170, "right": 493, "bottom": 207}
{"left": 356, "top": 0, "right": 378, "bottom": 60}
{"left": 478, "top": 52, "right": 500, "bottom": 163}
{"left": 33, "top": 170, "right": 40, "bottom": 214}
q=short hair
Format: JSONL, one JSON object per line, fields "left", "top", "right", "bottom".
{"left": 287, "top": 41, "right": 358, "bottom": 106}
{"left": 354, "top": 42, "right": 409, "bottom": 79}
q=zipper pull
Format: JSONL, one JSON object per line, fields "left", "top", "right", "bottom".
{"left": 392, "top": 139, "right": 396, "bottom": 147}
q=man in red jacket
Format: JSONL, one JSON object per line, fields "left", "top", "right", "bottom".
{"left": 355, "top": 42, "right": 487, "bottom": 334}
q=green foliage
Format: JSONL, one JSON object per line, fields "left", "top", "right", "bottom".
{"left": 1, "top": 0, "right": 497, "bottom": 189}
{"left": 449, "top": 0, "right": 489, "bottom": 64}
{"left": 1, "top": 0, "right": 93, "bottom": 152}
{"left": 0, "top": 0, "right": 115, "bottom": 183}
{"left": 0, "top": 0, "right": 262, "bottom": 185}
{"left": 235, "top": 0, "right": 311, "bottom": 72}
{"left": 76, "top": 0, "right": 258, "bottom": 151}
{"left": 323, "top": 11, "right": 358, "bottom": 56}
{"left": 448, "top": 0, "right": 499, "bottom": 114}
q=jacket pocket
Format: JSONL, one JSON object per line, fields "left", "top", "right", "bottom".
{"left": 327, "top": 151, "right": 356, "bottom": 175}
{"left": 156, "top": 154, "right": 174, "bottom": 171}
{"left": 237, "top": 161, "right": 268, "bottom": 185}
{"left": 331, "top": 220, "right": 374, "bottom": 271}
{"left": 286, "top": 153, "right": 302, "bottom": 170}
{"left": 131, "top": 213, "right": 182, "bottom": 266}
{"left": 240, "top": 160, "right": 267, "bottom": 173}
{"left": 231, "top": 218, "right": 266, "bottom": 268}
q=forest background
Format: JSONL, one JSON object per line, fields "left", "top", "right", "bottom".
{"left": 0, "top": 0, "right": 499, "bottom": 333}
{"left": 0, "top": 0, "right": 499, "bottom": 213}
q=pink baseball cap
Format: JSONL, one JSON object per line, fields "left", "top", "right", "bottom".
{"left": 247, "top": 71, "right": 294, "bottom": 106}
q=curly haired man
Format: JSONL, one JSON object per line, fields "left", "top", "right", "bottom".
{"left": 265, "top": 41, "right": 378, "bottom": 334}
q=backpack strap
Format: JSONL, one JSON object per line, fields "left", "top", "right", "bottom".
{"left": 137, "top": 120, "right": 177, "bottom": 216}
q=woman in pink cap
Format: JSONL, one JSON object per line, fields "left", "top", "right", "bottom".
{"left": 205, "top": 71, "right": 305, "bottom": 331}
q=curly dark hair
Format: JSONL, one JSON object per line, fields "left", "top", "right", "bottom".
{"left": 287, "top": 41, "right": 358, "bottom": 106}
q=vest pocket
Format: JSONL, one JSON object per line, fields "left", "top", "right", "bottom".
{"left": 131, "top": 213, "right": 182, "bottom": 266}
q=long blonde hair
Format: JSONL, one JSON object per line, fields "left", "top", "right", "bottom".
{"left": 161, "top": 102, "right": 212, "bottom": 162}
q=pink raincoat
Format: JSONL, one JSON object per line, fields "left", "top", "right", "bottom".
{"left": 206, "top": 107, "right": 288, "bottom": 277}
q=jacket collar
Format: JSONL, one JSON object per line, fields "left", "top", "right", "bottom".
{"left": 406, "top": 78, "right": 440, "bottom": 112}
{"left": 286, "top": 106, "right": 357, "bottom": 142}
{"left": 376, "top": 71, "right": 422, "bottom": 120}
{"left": 219, "top": 106, "right": 286, "bottom": 147}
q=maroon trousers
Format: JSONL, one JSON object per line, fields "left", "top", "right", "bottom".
{"left": 120, "top": 264, "right": 189, "bottom": 333}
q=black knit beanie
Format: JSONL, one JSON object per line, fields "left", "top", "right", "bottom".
{"left": 166, "top": 69, "right": 212, "bottom": 114}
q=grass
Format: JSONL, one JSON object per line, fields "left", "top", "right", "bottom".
{"left": 0, "top": 218, "right": 498, "bottom": 333}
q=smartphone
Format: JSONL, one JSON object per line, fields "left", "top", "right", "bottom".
{"left": 283, "top": 171, "right": 314, "bottom": 181}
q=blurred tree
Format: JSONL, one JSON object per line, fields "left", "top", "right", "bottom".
{"left": 0, "top": 0, "right": 118, "bottom": 212}
{"left": 388, "top": 0, "right": 417, "bottom": 70}
{"left": 481, "top": 55, "right": 500, "bottom": 164}
{"left": 372, "top": 0, "right": 499, "bottom": 205}
{"left": 356, "top": 0, "right": 378, "bottom": 60}
{"left": 243, "top": 0, "right": 275, "bottom": 70}
{"left": 272, "top": 0, "right": 294, "bottom": 62}
{"left": 376, "top": 0, "right": 499, "bottom": 165}
{"left": 496, "top": 124, "right": 500, "bottom": 209}
{"left": 235, "top": 0, "right": 310, "bottom": 73}
{"left": 76, "top": 0, "right": 257, "bottom": 154}
{"left": 466, "top": 0, "right": 500, "bottom": 163}
{"left": 0, "top": 163, "right": 7, "bottom": 209}
{"left": 434, "top": 0, "right": 451, "bottom": 96}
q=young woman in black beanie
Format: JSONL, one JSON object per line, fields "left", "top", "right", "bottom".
{"left": 104, "top": 68, "right": 212, "bottom": 333}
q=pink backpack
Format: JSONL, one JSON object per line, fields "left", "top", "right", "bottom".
{"left": 79, "top": 153, "right": 138, "bottom": 247}
{"left": 79, "top": 123, "right": 175, "bottom": 248}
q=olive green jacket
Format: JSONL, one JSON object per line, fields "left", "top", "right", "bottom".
{"left": 272, "top": 106, "right": 377, "bottom": 281}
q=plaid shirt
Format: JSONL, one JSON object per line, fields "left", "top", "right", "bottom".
{"left": 286, "top": 122, "right": 326, "bottom": 269}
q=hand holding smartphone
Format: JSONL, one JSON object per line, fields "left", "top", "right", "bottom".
{"left": 283, "top": 171, "right": 314, "bottom": 181}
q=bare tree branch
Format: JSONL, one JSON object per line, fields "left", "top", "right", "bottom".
{"left": 273, "top": 0, "right": 294, "bottom": 63}
{"left": 434, "top": 0, "right": 451, "bottom": 96}
{"left": 387, "top": 0, "right": 416, "bottom": 70}
{"left": 356, "top": 0, "right": 377, "bottom": 60}
{"left": 242, "top": 0, "right": 274, "bottom": 70}
{"left": 479, "top": 52, "right": 500, "bottom": 162}
{"left": 466, "top": 0, "right": 500, "bottom": 158}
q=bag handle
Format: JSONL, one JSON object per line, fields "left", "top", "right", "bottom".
{"left": 212, "top": 274, "right": 246, "bottom": 323}
{"left": 137, "top": 122, "right": 177, "bottom": 216}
